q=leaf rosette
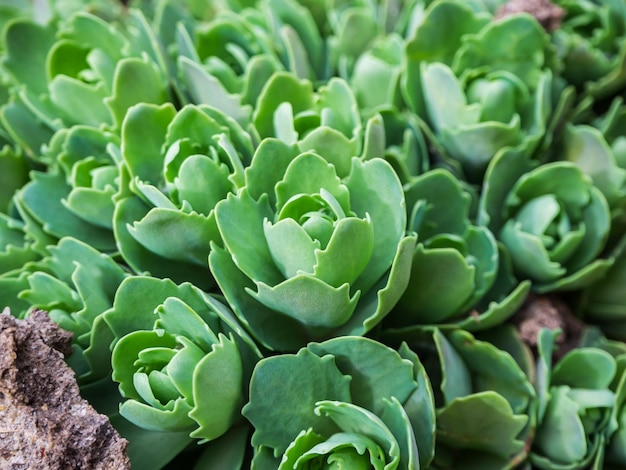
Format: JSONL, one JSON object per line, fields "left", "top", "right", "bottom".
{"left": 110, "top": 278, "right": 261, "bottom": 445}
{"left": 210, "top": 145, "right": 416, "bottom": 351}
{"left": 402, "top": 1, "right": 564, "bottom": 182}
{"left": 253, "top": 72, "right": 364, "bottom": 177}
{"left": 480, "top": 149, "right": 613, "bottom": 293}
{"left": 15, "top": 236, "right": 128, "bottom": 383}
{"left": 0, "top": 10, "right": 170, "bottom": 152}
{"left": 385, "top": 169, "right": 530, "bottom": 332}
{"left": 579, "top": 328, "right": 626, "bottom": 469}
{"left": 14, "top": 126, "right": 122, "bottom": 252}
{"left": 549, "top": 0, "right": 626, "bottom": 113}
{"left": 400, "top": 327, "right": 536, "bottom": 469}
{"left": 242, "top": 336, "right": 435, "bottom": 469}
{"left": 529, "top": 329, "right": 620, "bottom": 469}
{"left": 2, "top": 10, "right": 173, "bottom": 253}
{"left": 114, "top": 102, "right": 253, "bottom": 289}
{"left": 173, "top": 5, "right": 281, "bottom": 125}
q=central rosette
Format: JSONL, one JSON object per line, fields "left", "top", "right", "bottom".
{"left": 210, "top": 149, "right": 416, "bottom": 351}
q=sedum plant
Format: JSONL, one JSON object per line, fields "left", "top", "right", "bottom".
{"left": 4, "top": 0, "right": 626, "bottom": 468}
{"left": 114, "top": 101, "right": 253, "bottom": 289}
{"left": 479, "top": 148, "right": 613, "bottom": 293}
{"left": 386, "top": 168, "right": 530, "bottom": 331}
{"left": 2, "top": 9, "right": 173, "bottom": 253}
{"left": 396, "top": 327, "right": 536, "bottom": 469}
{"left": 550, "top": 0, "right": 626, "bottom": 116}
{"left": 402, "top": 0, "right": 567, "bottom": 183}
{"left": 242, "top": 336, "right": 435, "bottom": 469}
{"left": 529, "top": 328, "right": 620, "bottom": 469}
{"left": 104, "top": 275, "right": 261, "bottom": 467}
{"left": 111, "top": 288, "right": 260, "bottom": 442}
{"left": 210, "top": 147, "right": 416, "bottom": 351}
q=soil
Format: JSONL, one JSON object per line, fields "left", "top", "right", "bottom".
{"left": 0, "top": 309, "right": 130, "bottom": 470}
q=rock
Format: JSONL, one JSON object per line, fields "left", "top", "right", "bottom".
{"left": 0, "top": 308, "right": 130, "bottom": 469}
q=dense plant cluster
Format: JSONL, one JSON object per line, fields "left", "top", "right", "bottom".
{"left": 3, "top": 0, "right": 626, "bottom": 468}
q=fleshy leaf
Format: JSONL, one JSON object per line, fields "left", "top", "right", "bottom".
{"left": 243, "top": 349, "right": 352, "bottom": 454}
{"left": 436, "top": 391, "right": 528, "bottom": 459}
{"left": 249, "top": 275, "right": 359, "bottom": 330}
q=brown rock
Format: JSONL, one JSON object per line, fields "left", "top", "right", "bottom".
{"left": 0, "top": 308, "right": 130, "bottom": 469}
{"left": 495, "top": 0, "right": 565, "bottom": 32}
{"left": 510, "top": 293, "right": 585, "bottom": 360}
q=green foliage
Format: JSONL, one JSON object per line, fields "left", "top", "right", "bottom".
{"left": 3, "top": 0, "right": 626, "bottom": 468}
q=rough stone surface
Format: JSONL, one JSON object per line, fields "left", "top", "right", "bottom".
{"left": 0, "top": 308, "right": 130, "bottom": 469}
{"left": 511, "top": 293, "right": 585, "bottom": 359}
{"left": 495, "top": 0, "right": 565, "bottom": 32}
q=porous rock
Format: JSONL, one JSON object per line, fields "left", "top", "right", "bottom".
{"left": 0, "top": 308, "right": 130, "bottom": 469}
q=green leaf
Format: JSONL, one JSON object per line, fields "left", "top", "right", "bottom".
{"left": 337, "top": 233, "right": 417, "bottom": 336}
{"left": 112, "top": 329, "right": 178, "bottom": 400}
{"left": 279, "top": 429, "right": 326, "bottom": 470}
{"left": 177, "top": 55, "right": 252, "bottom": 126}
{"left": 253, "top": 72, "right": 314, "bottom": 139}
{"left": 20, "top": 271, "right": 81, "bottom": 312}
{"left": 398, "top": 342, "right": 437, "bottom": 468}
{"left": 378, "top": 397, "right": 420, "bottom": 470}
{"left": 209, "top": 242, "right": 311, "bottom": 351}
{"left": 403, "top": 0, "right": 489, "bottom": 114}
{"left": 49, "top": 75, "right": 111, "bottom": 127}
{"left": 0, "top": 100, "right": 55, "bottom": 159}
{"left": 215, "top": 190, "right": 284, "bottom": 286}
{"left": 275, "top": 151, "right": 350, "bottom": 213}
{"left": 290, "top": 431, "right": 381, "bottom": 470}
{"left": 404, "top": 168, "right": 471, "bottom": 238}
{"left": 437, "top": 391, "right": 528, "bottom": 458}
{"left": 110, "top": 414, "right": 193, "bottom": 470}
{"left": 104, "top": 276, "right": 205, "bottom": 340}
{"left": 562, "top": 124, "right": 626, "bottom": 210}
{"left": 345, "top": 157, "right": 406, "bottom": 294}
{"left": 245, "top": 138, "right": 300, "bottom": 206}
{"left": 105, "top": 57, "right": 169, "bottom": 130}
{"left": 447, "top": 330, "right": 535, "bottom": 414}
{"left": 315, "top": 400, "right": 401, "bottom": 468}
{"left": 250, "top": 274, "right": 359, "bottom": 330}
{"left": 297, "top": 126, "right": 358, "bottom": 178}
{"left": 263, "top": 217, "right": 318, "bottom": 278}
{"left": 243, "top": 349, "right": 352, "bottom": 454}
{"left": 552, "top": 348, "right": 617, "bottom": 389}
{"left": 128, "top": 207, "right": 219, "bottom": 266}
{"left": 122, "top": 102, "right": 176, "bottom": 185}
{"left": 113, "top": 197, "right": 214, "bottom": 289}
{"left": 395, "top": 243, "right": 476, "bottom": 325}
{"left": 405, "top": 1, "right": 489, "bottom": 66}
{"left": 479, "top": 148, "right": 537, "bottom": 230}
{"left": 309, "top": 336, "right": 418, "bottom": 414}
{"left": 0, "top": 148, "right": 28, "bottom": 212}
{"left": 421, "top": 62, "right": 481, "bottom": 133}
{"left": 156, "top": 297, "right": 219, "bottom": 350}
{"left": 433, "top": 328, "right": 473, "bottom": 403}
{"left": 192, "top": 423, "right": 251, "bottom": 470}
{"left": 453, "top": 14, "right": 549, "bottom": 87}
{"left": 439, "top": 118, "right": 524, "bottom": 182}
{"left": 119, "top": 396, "right": 195, "bottom": 433}
{"left": 18, "top": 171, "right": 116, "bottom": 251}
{"left": 500, "top": 220, "right": 567, "bottom": 283}
{"left": 2, "top": 19, "right": 56, "bottom": 95}
{"left": 190, "top": 334, "right": 244, "bottom": 441}
{"left": 532, "top": 386, "right": 588, "bottom": 465}
{"left": 313, "top": 217, "right": 374, "bottom": 288}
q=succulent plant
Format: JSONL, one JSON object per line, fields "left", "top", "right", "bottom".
{"left": 243, "top": 336, "right": 435, "bottom": 469}
{"left": 210, "top": 148, "right": 416, "bottom": 351}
